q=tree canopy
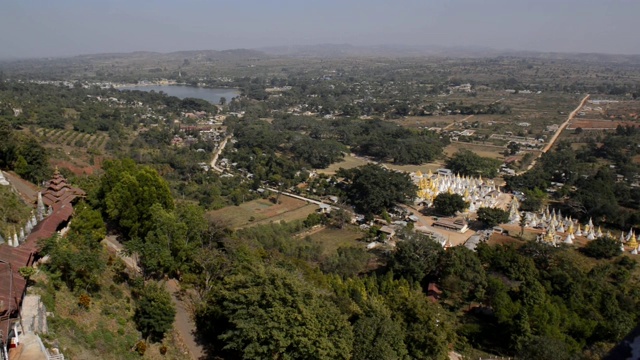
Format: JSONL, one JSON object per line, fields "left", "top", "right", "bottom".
{"left": 338, "top": 164, "right": 416, "bottom": 216}
{"left": 477, "top": 207, "right": 509, "bottom": 227}
{"left": 433, "top": 193, "right": 468, "bottom": 216}
{"left": 446, "top": 149, "right": 502, "bottom": 178}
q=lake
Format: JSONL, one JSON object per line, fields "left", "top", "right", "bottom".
{"left": 118, "top": 85, "right": 240, "bottom": 104}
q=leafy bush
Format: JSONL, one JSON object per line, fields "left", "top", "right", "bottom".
{"left": 581, "top": 236, "right": 621, "bottom": 259}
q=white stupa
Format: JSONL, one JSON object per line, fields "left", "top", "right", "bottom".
{"left": 0, "top": 170, "right": 9, "bottom": 186}
{"left": 563, "top": 234, "right": 573, "bottom": 245}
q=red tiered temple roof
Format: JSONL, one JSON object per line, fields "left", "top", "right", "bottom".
{"left": 41, "top": 168, "right": 85, "bottom": 207}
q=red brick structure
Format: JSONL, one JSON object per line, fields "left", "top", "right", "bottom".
{"left": 0, "top": 169, "right": 83, "bottom": 346}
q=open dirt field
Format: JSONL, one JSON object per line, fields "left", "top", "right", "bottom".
{"left": 445, "top": 142, "right": 505, "bottom": 159}
{"left": 391, "top": 115, "right": 464, "bottom": 129}
{"left": 568, "top": 119, "right": 638, "bottom": 130}
{"left": 384, "top": 162, "right": 444, "bottom": 173}
{"left": 208, "top": 196, "right": 318, "bottom": 228}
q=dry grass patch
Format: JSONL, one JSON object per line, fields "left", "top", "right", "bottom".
{"left": 307, "top": 226, "right": 365, "bottom": 256}
{"left": 209, "top": 196, "right": 318, "bottom": 229}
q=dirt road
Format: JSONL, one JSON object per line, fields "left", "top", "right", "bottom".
{"left": 443, "top": 114, "right": 474, "bottom": 131}
{"left": 166, "top": 279, "right": 204, "bottom": 359}
{"left": 518, "top": 94, "right": 590, "bottom": 174}
{"left": 102, "top": 236, "right": 203, "bottom": 359}
{"left": 210, "top": 135, "right": 231, "bottom": 172}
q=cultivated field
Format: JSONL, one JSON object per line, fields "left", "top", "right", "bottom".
{"left": 36, "top": 128, "right": 109, "bottom": 150}
{"left": 208, "top": 196, "right": 318, "bottom": 228}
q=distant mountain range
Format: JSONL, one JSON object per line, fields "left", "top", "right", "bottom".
{"left": 2, "top": 44, "right": 639, "bottom": 64}
{"left": 257, "top": 43, "right": 640, "bottom": 63}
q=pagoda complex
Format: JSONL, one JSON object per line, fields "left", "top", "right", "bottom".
{"left": 413, "top": 169, "right": 503, "bottom": 211}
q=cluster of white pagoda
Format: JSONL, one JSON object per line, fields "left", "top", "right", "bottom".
{"left": 0, "top": 192, "right": 52, "bottom": 248}
{"left": 507, "top": 198, "right": 640, "bottom": 253}
{"left": 414, "top": 170, "right": 502, "bottom": 211}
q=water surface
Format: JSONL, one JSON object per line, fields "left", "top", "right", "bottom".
{"left": 119, "top": 85, "right": 240, "bottom": 104}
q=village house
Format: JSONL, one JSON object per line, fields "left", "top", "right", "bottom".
{"left": 433, "top": 217, "right": 469, "bottom": 233}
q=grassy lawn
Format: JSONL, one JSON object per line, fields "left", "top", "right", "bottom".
{"left": 307, "top": 227, "right": 365, "bottom": 256}
{"left": 208, "top": 196, "right": 319, "bottom": 229}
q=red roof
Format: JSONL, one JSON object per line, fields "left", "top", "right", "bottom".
{"left": 40, "top": 168, "right": 85, "bottom": 207}
{"left": 0, "top": 198, "right": 75, "bottom": 342}
{"left": 427, "top": 283, "right": 442, "bottom": 295}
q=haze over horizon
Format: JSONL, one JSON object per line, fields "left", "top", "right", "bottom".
{"left": 2, "top": 0, "right": 639, "bottom": 59}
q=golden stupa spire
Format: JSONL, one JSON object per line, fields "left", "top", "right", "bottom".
{"left": 628, "top": 232, "right": 638, "bottom": 248}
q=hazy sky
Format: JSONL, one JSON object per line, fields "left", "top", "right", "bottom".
{"left": 2, "top": 0, "right": 638, "bottom": 58}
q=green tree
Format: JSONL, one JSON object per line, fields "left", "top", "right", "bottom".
{"left": 521, "top": 188, "right": 546, "bottom": 212}
{"left": 101, "top": 159, "right": 174, "bottom": 239}
{"left": 338, "top": 164, "right": 417, "bottom": 216}
{"left": 433, "top": 193, "right": 468, "bottom": 216}
{"left": 437, "top": 246, "right": 487, "bottom": 308}
{"left": 133, "top": 282, "right": 176, "bottom": 342}
{"left": 477, "top": 207, "right": 509, "bottom": 227}
{"left": 446, "top": 149, "right": 502, "bottom": 178}
{"left": 389, "top": 232, "right": 444, "bottom": 283}
{"left": 321, "top": 246, "right": 371, "bottom": 277}
{"left": 581, "top": 236, "right": 622, "bottom": 259}
{"left": 197, "top": 266, "right": 353, "bottom": 359}
{"left": 352, "top": 306, "right": 408, "bottom": 360}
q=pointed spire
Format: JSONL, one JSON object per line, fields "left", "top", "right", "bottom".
{"left": 564, "top": 234, "right": 573, "bottom": 245}
{"left": 37, "top": 192, "right": 45, "bottom": 221}
{"left": 628, "top": 231, "right": 638, "bottom": 248}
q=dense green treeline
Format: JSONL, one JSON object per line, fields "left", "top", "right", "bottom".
{"left": 0, "top": 119, "right": 50, "bottom": 182}
{"left": 226, "top": 116, "right": 447, "bottom": 171}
